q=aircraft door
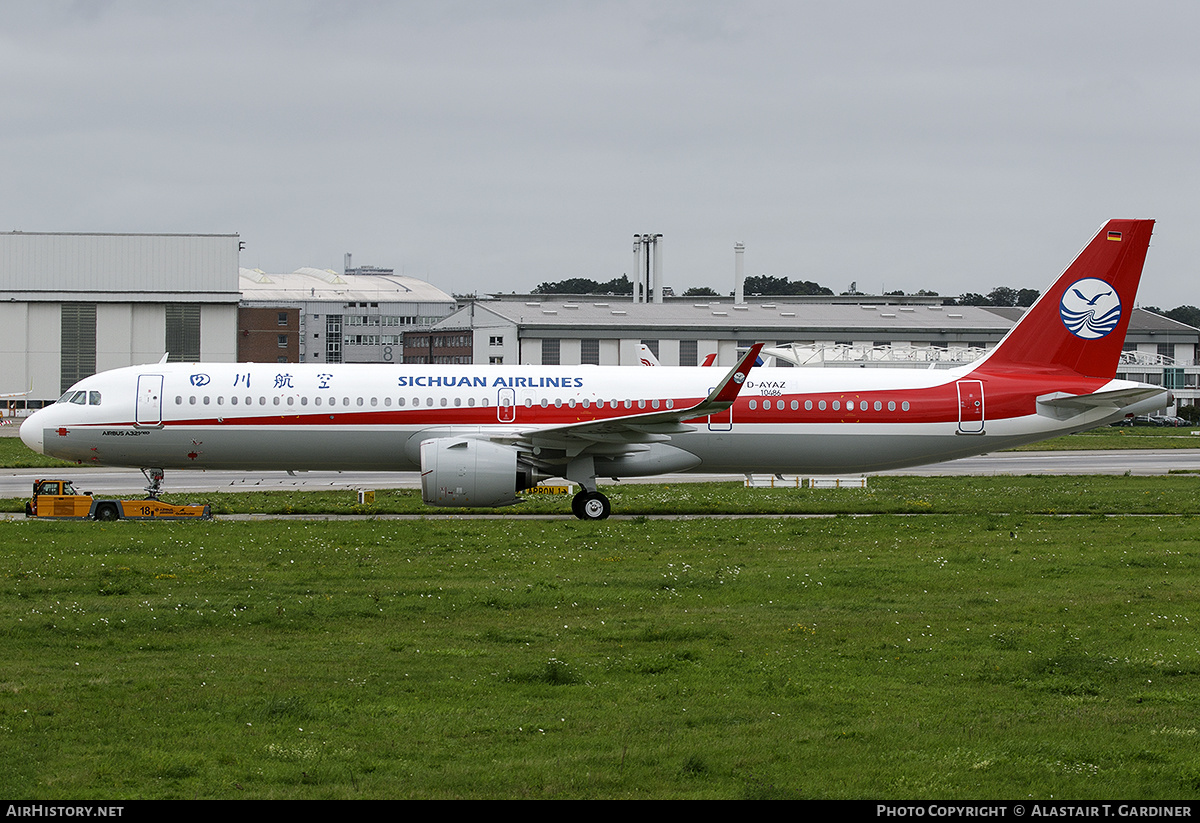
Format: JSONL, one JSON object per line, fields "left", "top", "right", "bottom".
{"left": 707, "top": 387, "right": 733, "bottom": 431}
{"left": 497, "top": 387, "right": 516, "bottom": 423}
{"left": 135, "top": 374, "right": 165, "bottom": 428}
{"left": 956, "top": 380, "right": 984, "bottom": 434}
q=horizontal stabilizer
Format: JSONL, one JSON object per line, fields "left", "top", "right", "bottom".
{"left": 1036, "top": 386, "right": 1170, "bottom": 420}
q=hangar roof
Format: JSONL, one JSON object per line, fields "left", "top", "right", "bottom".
{"left": 239, "top": 267, "right": 454, "bottom": 306}
{"left": 441, "top": 299, "right": 1197, "bottom": 341}
{"left": 0, "top": 232, "right": 240, "bottom": 302}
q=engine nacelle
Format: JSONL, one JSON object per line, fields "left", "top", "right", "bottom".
{"left": 419, "top": 437, "right": 542, "bottom": 508}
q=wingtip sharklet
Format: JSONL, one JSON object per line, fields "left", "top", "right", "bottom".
{"left": 702, "top": 343, "right": 764, "bottom": 408}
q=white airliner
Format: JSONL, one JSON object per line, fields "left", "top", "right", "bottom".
{"left": 20, "top": 219, "right": 1169, "bottom": 519}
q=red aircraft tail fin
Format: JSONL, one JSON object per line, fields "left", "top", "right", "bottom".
{"left": 973, "top": 219, "right": 1154, "bottom": 378}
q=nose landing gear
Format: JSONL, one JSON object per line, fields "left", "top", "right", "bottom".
{"left": 142, "top": 468, "right": 165, "bottom": 500}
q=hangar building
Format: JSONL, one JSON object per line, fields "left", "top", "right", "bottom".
{"left": 0, "top": 232, "right": 241, "bottom": 405}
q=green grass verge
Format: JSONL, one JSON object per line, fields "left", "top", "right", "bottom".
{"left": 3, "top": 474, "right": 1197, "bottom": 517}
{"left": 1003, "top": 426, "right": 1200, "bottom": 451}
{"left": 1, "top": 504, "right": 1199, "bottom": 799}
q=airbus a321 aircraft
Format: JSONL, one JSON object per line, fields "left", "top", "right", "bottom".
{"left": 21, "top": 219, "right": 1169, "bottom": 520}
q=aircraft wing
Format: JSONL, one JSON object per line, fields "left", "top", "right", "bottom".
{"left": 500, "top": 343, "right": 763, "bottom": 457}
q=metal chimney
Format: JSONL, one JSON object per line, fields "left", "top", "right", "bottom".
{"left": 632, "top": 234, "right": 663, "bottom": 303}
{"left": 734, "top": 242, "right": 745, "bottom": 304}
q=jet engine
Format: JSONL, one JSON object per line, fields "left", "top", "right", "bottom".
{"left": 419, "top": 437, "right": 545, "bottom": 507}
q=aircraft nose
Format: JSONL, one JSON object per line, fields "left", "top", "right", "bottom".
{"left": 19, "top": 411, "right": 44, "bottom": 454}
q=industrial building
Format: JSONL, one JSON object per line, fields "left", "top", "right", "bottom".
{"left": 0, "top": 233, "right": 458, "bottom": 411}
{"left": 0, "top": 232, "right": 241, "bottom": 405}
{"left": 237, "top": 266, "right": 456, "bottom": 364}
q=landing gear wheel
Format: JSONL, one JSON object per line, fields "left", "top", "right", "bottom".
{"left": 573, "top": 490, "right": 610, "bottom": 521}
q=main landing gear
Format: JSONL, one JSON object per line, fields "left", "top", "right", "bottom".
{"left": 565, "top": 455, "right": 610, "bottom": 521}
{"left": 571, "top": 489, "right": 611, "bottom": 521}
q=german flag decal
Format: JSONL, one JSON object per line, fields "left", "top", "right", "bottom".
{"left": 1107, "top": 231, "right": 1123, "bottom": 241}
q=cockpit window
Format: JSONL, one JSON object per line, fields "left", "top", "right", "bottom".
{"left": 54, "top": 390, "right": 100, "bottom": 405}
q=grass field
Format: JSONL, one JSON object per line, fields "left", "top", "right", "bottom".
{"left": 2, "top": 480, "right": 1199, "bottom": 799}
{"left": 5, "top": 474, "right": 1199, "bottom": 518}
{"left": 4, "top": 428, "right": 1200, "bottom": 799}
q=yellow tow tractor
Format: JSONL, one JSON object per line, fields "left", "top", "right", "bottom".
{"left": 25, "top": 479, "right": 211, "bottom": 521}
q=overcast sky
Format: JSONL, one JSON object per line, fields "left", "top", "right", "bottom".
{"left": 3, "top": 1, "right": 1198, "bottom": 308}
